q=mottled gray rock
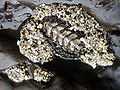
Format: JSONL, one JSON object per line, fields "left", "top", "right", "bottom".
{"left": 0, "top": 0, "right": 32, "bottom": 30}
{"left": 0, "top": 0, "right": 120, "bottom": 30}
{"left": 0, "top": 0, "right": 120, "bottom": 90}
{"left": 109, "top": 34, "right": 120, "bottom": 58}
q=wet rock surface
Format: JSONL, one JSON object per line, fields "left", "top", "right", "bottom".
{"left": 0, "top": 0, "right": 120, "bottom": 30}
{"left": 0, "top": 0, "right": 120, "bottom": 90}
{"left": 0, "top": 0, "right": 32, "bottom": 30}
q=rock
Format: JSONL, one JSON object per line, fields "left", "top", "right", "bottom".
{"left": 0, "top": 0, "right": 120, "bottom": 90}
{"left": 0, "top": 0, "right": 32, "bottom": 30}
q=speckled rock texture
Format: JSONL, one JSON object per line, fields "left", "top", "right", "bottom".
{"left": 18, "top": 3, "right": 116, "bottom": 68}
{"left": 0, "top": 0, "right": 120, "bottom": 90}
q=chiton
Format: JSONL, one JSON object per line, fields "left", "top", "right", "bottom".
{"left": 17, "top": 3, "right": 116, "bottom": 68}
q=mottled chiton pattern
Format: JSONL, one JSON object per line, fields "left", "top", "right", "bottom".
{"left": 17, "top": 3, "right": 115, "bottom": 68}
